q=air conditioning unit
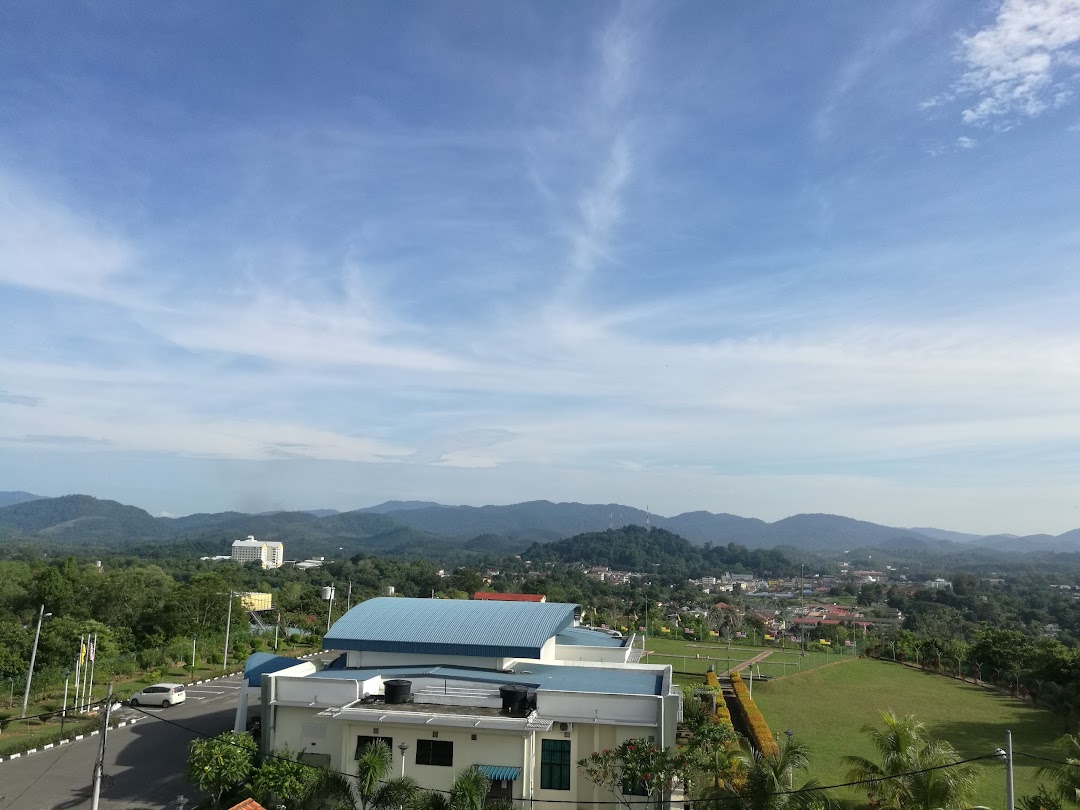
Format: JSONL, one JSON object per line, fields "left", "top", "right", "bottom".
{"left": 559, "top": 722, "right": 573, "bottom": 732}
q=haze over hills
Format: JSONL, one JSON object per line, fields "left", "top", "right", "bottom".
{"left": 2, "top": 492, "right": 1080, "bottom": 559}
{"left": 0, "top": 490, "right": 47, "bottom": 508}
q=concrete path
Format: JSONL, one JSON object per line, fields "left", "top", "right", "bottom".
{"left": 725, "top": 650, "right": 773, "bottom": 674}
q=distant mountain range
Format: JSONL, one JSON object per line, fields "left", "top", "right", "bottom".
{"left": 0, "top": 490, "right": 47, "bottom": 508}
{"left": 1, "top": 491, "right": 1078, "bottom": 559}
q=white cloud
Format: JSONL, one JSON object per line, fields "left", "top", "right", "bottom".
{"left": 956, "top": 135, "right": 978, "bottom": 148}
{"left": 956, "top": 0, "right": 1080, "bottom": 124}
{"left": 0, "top": 173, "right": 140, "bottom": 303}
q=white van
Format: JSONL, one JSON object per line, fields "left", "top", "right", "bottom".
{"left": 128, "top": 683, "right": 187, "bottom": 708}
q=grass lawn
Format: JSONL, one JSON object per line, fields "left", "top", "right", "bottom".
{"left": 643, "top": 636, "right": 852, "bottom": 678}
{"left": 753, "top": 658, "right": 1061, "bottom": 809}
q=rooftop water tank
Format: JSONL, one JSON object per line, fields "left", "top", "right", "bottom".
{"left": 499, "top": 685, "right": 529, "bottom": 717}
{"left": 384, "top": 679, "right": 413, "bottom": 705}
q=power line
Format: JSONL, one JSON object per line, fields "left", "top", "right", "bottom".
{"left": 126, "top": 705, "right": 1007, "bottom": 805}
{"left": 3, "top": 730, "right": 78, "bottom": 809}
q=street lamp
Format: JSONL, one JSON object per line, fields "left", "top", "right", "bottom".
{"left": 784, "top": 730, "right": 795, "bottom": 788}
{"left": 62, "top": 668, "right": 72, "bottom": 733}
{"left": 398, "top": 742, "right": 409, "bottom": 777}
{"left": 21, "top": 605, "right": 52, "bottom": 718}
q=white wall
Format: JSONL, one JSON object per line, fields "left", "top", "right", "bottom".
{"left": 549, "top": 644, "right": 631, "bottom": 664}
{"left": 342, "top": 650, "right": 510, "bottom": 669}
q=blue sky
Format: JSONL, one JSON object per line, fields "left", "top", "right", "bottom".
{"left": 2, "top": 1, "right": 1080, "bottom": 534}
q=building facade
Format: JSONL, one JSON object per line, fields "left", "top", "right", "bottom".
{"left": 242, "top": 598, "right": 680, "bottom": 809}
{"left": 230, "top": 536, "right": 284, "bottom": 569}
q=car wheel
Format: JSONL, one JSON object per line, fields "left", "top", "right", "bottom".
{"left": 162, "top": 700, "right": 171, "bottom": 708}
{"left": 130, "top": 698, "right": 139, "bottom": 707}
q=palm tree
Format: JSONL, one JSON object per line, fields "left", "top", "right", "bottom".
{"left": 698, "top": 737, "right": 833, "bottom": 810}
{"left": 1037, "top": 734, "right": 1080, "bottom": 806}
{"left": 843, "top": 711, "right": 978, "bottom": 810}
{"left": 412, "top": 766, "right": 489, "bottom": 810}
{"left": 354, "top": 741, "right": 420, "bottom": 810}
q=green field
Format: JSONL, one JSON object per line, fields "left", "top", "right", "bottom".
{"left": 643, "top": 636, "right": 852, "bottom": 680}
{"left": 753, "top": 658, "right": 1060, "bottom": 809}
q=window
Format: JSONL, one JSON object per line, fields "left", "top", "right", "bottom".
{"left": 540, "top": 740, "right": 571, "bottom": 790}
{"left": 355, "top": 735, "right": 394, "bottom": 760}
{"left": 622, "top": 778, "right": 649, "bottom": 797}
{"left": 416, "top": 739, "right": 453, "bottom": 767}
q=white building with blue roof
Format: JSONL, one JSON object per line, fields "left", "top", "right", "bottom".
{"left": 244, "top": 597, "right": 680, "bottom": 809}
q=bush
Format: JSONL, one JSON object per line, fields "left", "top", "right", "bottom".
{"left": 728, "top": 671, "right": 777, "bottom": 755}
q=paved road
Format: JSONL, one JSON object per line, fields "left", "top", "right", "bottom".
{"left": 0, "top": 675, "right": 251, "bottom": 810}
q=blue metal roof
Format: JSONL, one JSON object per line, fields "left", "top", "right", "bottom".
{"left": 555, "top": 626, "right": 627, "bottom": 648}
{"left": 243, "top": 652, "right": 309, "bottom": 687}
{"left": 305, "top": 662, "right": 663, "bottom": 696}
{"left": 324, "top": 598, "right": 580, "bottom": 659}
{"left": 478, "top": 765, "right": 521, "bottom": 781}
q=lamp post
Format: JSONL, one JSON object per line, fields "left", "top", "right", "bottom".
{"left": 398, "top": 742, "right": 409, "bottom": 777}
{"left": 784, "top": 730, "right": 794, "bottom": 788}
{"left": 62, "top": 669, "right": 72, "bottom": 733}
{"left": 21, "top": 605, "right": 52, "bottom": 718}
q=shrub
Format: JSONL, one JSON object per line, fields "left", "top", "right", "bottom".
{"left": 728, "top": 671, "right": 777, "bottom": 755}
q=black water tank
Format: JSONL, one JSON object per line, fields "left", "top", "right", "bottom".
{"left": 500, "top": 685, "right": 529, "bottom": 716}
{"left": 384, "top": 679, "right": 413, "bottom": 704}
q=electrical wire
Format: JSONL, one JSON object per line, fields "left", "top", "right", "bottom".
{"left": 1013, "top": 751, "right": 1078, "bottom": 767}
{"left": 126, "top": 704, "right": 1008, "bottom": 805}
{"left": 2, "top": 730, "right": 78, "bottom": 809}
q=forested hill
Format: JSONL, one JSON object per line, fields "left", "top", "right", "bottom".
{"left": 0, "top": 495, "right": 523, "bottom": 561}
{"left": 523, "top": 526, "right": 799, "bottom": 579}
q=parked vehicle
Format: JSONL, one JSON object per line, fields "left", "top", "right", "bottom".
{"left": 128, "top": 683, "right": 186, "bottom": 708}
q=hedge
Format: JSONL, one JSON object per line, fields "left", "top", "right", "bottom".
{"left": 728, "top": 671, "right": 778, "bottom": 755}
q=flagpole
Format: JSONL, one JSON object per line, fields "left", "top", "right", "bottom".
{"left": 73, "top": 635, "right": 83, "bottom": 715}
{"left": 87, "top": 634, "right": 97, "bottom": 711}
{"left": 81, "top": 636, "right": 91, "bottom": 711}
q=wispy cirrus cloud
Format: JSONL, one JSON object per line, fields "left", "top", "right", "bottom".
{"left": 0, "top": 390, "right": 41, "bottom": 406}
{"left": 952, "top": 0, "right": 1080, "bottom": 125}
{"left": 0, "top": 172, "right": 138, "bottom": 301}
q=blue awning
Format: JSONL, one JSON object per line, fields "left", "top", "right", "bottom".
{"left": 477, "top": 765, "right": 521, "bottom": 781}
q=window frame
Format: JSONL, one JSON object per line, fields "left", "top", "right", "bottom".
{"left": 354, "top": 735, "right": 394, "bottom": 760}
{"left": 415, "top": 739, "right": 454, "bottom": 767}
{"left": 540, "top": 739, "right": 571, "bottom": 791}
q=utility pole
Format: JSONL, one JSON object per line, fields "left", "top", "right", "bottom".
{"left": 21, "top": 604, "right": 47, "bottom": 718}
{"left": 90, "top": 682, "right": 113, "bottom": 810}
{"left": 1005, "top": 729, "right": 1015, "bottom": 810}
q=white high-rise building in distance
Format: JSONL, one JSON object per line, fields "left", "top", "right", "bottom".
{"left": 231, "top": 535, "right": 284, "bottom": 569}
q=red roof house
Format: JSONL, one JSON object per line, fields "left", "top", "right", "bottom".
{"left": 473, "top": 592, "right": 547, "bottom": 603}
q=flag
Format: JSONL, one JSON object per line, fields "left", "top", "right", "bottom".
{"left": 735, "top": 631, "right": 747, "bottom": 638}
{"left": 710, "top": 630, "right": 719, "bottom": 636}
{"left": 661, "top": 626, "right": 670, "bottom": 633}
{"left": 764, "top": 633, "right": 775, "bottom": 641}
{"left": 88, "top": 639, "right": 96, "bottom": 661}
{"left": 819, "top": 639, "right": 831, "bottom": 646}
{"left": 80, "top": 641, "right": 87, "bottom": 664}
{"left": 844, "top": 639, "right": 854, "bottom": 647}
